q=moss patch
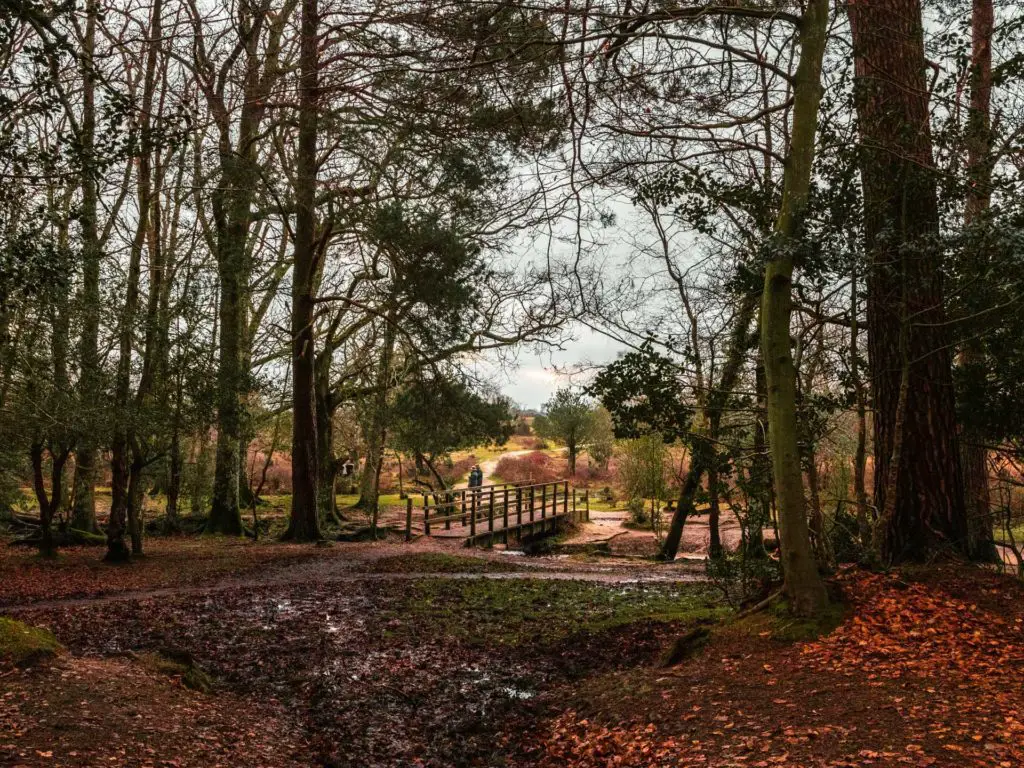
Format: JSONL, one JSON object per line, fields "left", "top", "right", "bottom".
{"left": 0, "top": 617, "right": 63, "bottom": 667}
{"left": 138, "top": 650, "right": 214, "bottom": 693}
{"left": 387, "top": 579, "right": 726, "bottom": 648}
{"left": 727, "top": 597, "right": 848, "bottom": 643}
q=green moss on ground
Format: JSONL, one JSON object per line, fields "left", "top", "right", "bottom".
{"left": 138, "top": 651, "right": 214, "bottom": 693}
{"left": 0, "top": 617, "right": 63, "bottom": 667}
{"left": 387, "top": 578, "right": 726, "bottom": 647}
{"left": 727, "top": 597, "right": 847, "bottom": 643}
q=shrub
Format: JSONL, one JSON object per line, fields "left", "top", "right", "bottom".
{"left": 494, "top": 451, "right": 562, "bottom": 485}
{"left": 627, "top": 496, "right": 647, "bottom": 525}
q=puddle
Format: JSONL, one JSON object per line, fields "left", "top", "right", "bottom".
{"left": 500, "top": 686, "right": 535, "bottom": 700}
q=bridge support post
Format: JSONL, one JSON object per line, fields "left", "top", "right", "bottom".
{"left": 503, "top": 487, "right": 509, "bottom": 531}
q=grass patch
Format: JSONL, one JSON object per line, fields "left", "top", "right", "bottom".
{"left": 367, "top": 553, "right": 522, "bottom": 574}
{"left": 0, "top": 617, "right": 63, "bottom": 667}
{"left": 387, "top": 579, "right": 726, "bottom": 647}
{"left": 996, "top": 522, "right": 1024, "bottom": 546}
{"left": 586, "top": 498, "right": 623, "bottom": 513}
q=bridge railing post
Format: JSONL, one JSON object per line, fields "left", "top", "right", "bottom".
{"left": 470, "top": 491, "right": 477, "bottom": 538}
{"left": 503, "top": 487, "right": 509, "bottom": 531}
{"left": 406, "top": 497, "right": 413, "bottom": 541}
{"left": 563, "top": 481, "right": 569, "bottom": 517}
{"left": 488, "top": 488, "right": 495, "bottom": 533}
{"left": 516, "top": 487, "right": 522, "bottom": 526}
{"left": 585, "top": 489, "right": 590, "bottom": 522}
{"left": 541, "top": 484, "right": 547, "bottom": 520}
{"left": 423, "top": 494, "right": 431, "bottom": 537}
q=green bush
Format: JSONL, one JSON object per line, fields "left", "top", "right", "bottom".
{"left": 627, "top": 496, "right": 647, "bottom": 525}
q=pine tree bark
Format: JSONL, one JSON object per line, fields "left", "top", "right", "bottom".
{"left": 849, "top": 0, "right": 968, "bottom": 562}
{"left": 759, "top": 0, "right": 830, "bottom": 616}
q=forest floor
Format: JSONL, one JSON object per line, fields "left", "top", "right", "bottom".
{"left": 1, "top": 536, "right": 1022, "bottom": 768}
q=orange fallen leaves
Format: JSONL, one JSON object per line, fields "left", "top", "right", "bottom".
{"left": 518, "top": 568, "right": 1024, "bottom": 768}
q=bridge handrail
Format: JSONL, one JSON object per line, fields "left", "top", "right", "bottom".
{"left": 415, "top": 479, "right": 571, "bottom": 512}
{"left": 404, "top": 479, "right": 584, "bottom": 540}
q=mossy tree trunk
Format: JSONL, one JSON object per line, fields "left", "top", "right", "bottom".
{"left": 71, "top": 0, "right": 101, "bottom": 537}
{"left": 759, "top": 0, "right": 830, "bottom": 616}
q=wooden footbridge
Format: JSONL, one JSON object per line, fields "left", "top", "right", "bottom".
{"left": 404, "top": 480, "right": 589, "bottom": 546}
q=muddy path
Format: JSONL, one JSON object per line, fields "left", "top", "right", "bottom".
{"left": 11, "top": 555, "right": 718, "bottom": 768}
{"left": 3, "top": 542, "right": 706, "bottom": 613}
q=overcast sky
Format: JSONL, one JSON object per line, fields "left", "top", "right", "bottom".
{"left": 478, "top": 322, "right": 627, "bottom": 411}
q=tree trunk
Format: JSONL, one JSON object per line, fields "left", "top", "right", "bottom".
{"left": 806, "top": 450, "right": 827, "bottom": 563}
{"left": 747, "top": 356, "right": 770, "bottom": 559}
{"left": 850, "top": 271, "right": 871, "bottom": 545}
{"left": 285, "top": 0, "right": 322, "bottom": 542}
{"left": 127, "top": 458, "right": 145, "bottom": 555}
{"left": 960, "top": 0, "right": 997, "bottom": 562}
{"left": 72, "top": 0, "right": 101, "bottom": 536}
{"left": 849, "top": 0, "right": 968, "bottom": 562}
{"left": 660, "top": 443, "right": 707, "bottom": 560}
{"left": 759, "top": 0, "right": 830, "bottom": 616}
{"left": 356, "top": 318, "right": 396, "bottom": 514}
{"left": 315, "top": 353, "right": 343, "bottom": 524}
{"left": 207, "top": 250, "right": 246, "bottom": 535}
{"left": 703, "top": 456, "right": 720, "bottom": 557}
{"left": 166, "top": 429, "right": 182, "bottom": 529}
{"left": 31, "top": 444, "right": 68, "bottom": 559}
{"left": 107, "top": 437, "right": 131, "bottom": 561}
{"left": 660, "top": 293, "right": 758, "bottom": 562}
